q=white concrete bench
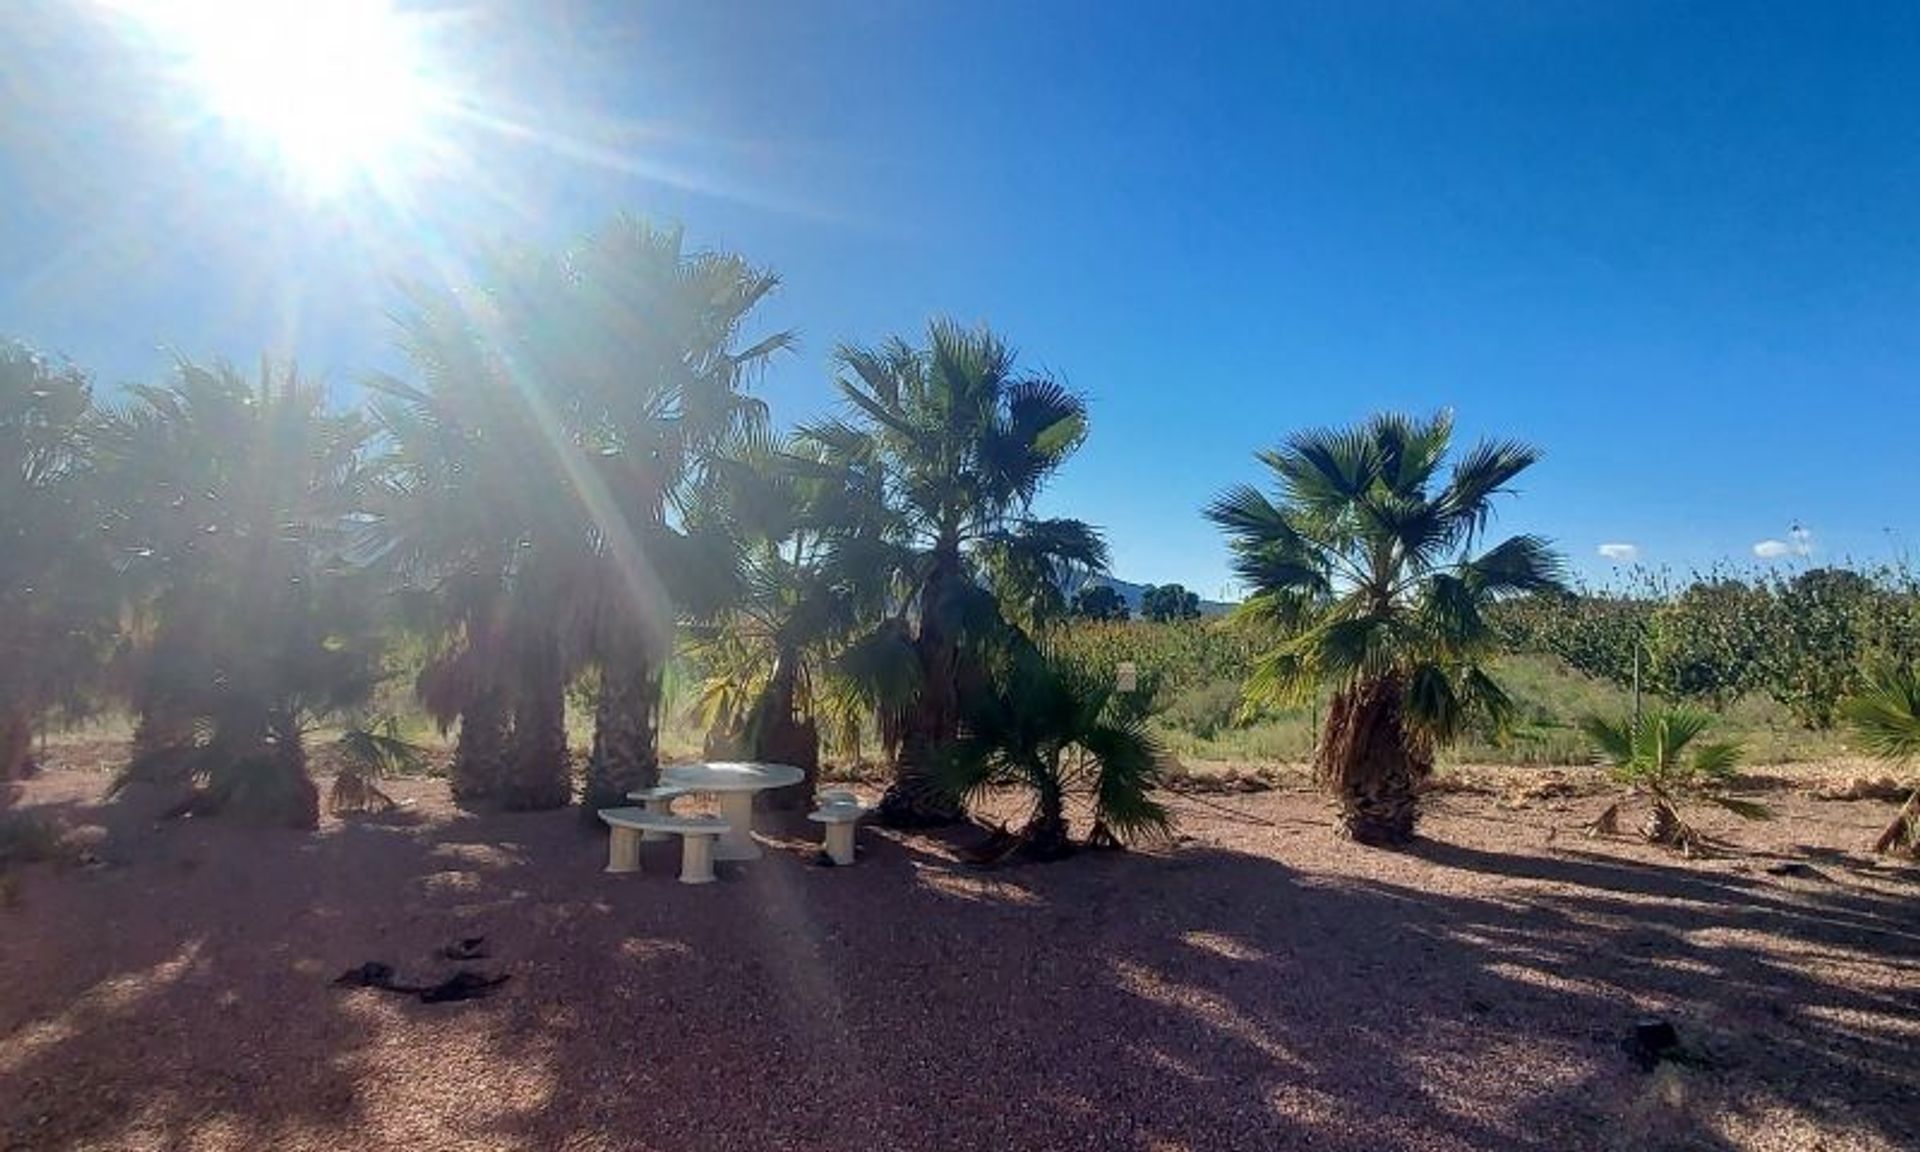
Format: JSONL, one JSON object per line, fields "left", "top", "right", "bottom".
{"left": 599, "top": 808, "right": 729, "bottom": 884}
{"left": 806, "top": 801, "right": 867, "bottom": 866}
{"left": 624, "top": 785, "right": 690, "bottom": 840}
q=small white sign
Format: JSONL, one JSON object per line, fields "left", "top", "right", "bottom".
{"left": 1116, "top": 661, "right": 1138, "bottom": 693}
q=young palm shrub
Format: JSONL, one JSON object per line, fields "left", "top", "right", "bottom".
{"left": 327, "top": 719, "right": 428, "bottom": 816}
{"left": 940, "top": 641, "right": 1172, "bottom": 861}
{"left": 1580, "top": 708, "right": 1765, "bottom": 854}
{"left": 1839, "top": 666, "right": 1920, "bottom": 856}
{"left": 1207, "top": 411, "right": 1564, "bottom": 845}
{"left": 816, "top": 321, "right": 1108, "bottom": 825}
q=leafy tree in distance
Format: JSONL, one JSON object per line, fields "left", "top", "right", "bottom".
{"left": 1140, "top": 583, "right": 1200, "bottom": 622}
{"left": 1071, "top": 583, "right": 1129, "bottom": 621}
{"left": 1208, "top": 411, "right": 1565, "bottom": 845}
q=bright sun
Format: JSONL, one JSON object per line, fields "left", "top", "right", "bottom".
{"left": 113, "top": 0, "right": 441, "bottom": 193}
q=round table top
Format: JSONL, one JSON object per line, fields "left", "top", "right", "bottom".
{"left": 660, "top": 761, "right": 806, "bottom": 793}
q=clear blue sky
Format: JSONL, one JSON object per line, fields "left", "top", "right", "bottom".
{"left": 5, "top": 1, "right": 1917, "bottom": 596}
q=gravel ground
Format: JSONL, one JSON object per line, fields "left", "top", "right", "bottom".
{"left": 2, "top": 754, "right": 1916, "bottom": 1152}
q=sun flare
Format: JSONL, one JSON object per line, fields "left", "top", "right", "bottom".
{"left": 111, "top": 0, "right": 442, "bottom": 194}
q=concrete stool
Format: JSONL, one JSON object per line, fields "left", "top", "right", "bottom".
{"left": 807, "top": 802, "right": 866, "bottom": 866}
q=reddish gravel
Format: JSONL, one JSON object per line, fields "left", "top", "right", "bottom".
{"left": 2, "top": 758, "right": 1916, "bottom": 1152}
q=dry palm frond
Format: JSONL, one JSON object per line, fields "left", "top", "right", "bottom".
{"left": 328, "top": 721, "right": 422, "bottom": 816}
{"left": 961, "top": 822, "right": 1026, "bottom": 868}
{"left": 328, "top": 772, "right": 396, "bottom": 816}
{"left": 1872, "top": 791, "right": 1920, "bottom": 857}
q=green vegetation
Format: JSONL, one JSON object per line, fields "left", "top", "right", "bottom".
{"left": 683, "top": 434, "right": 895, "bottom": 807}
{"left": 373, "top": 218, "right": 790, "bottom": 815}
{"left": 1498, "top": 565, "right": 1920, "bottom": 728}
{"left": 1139, "top": 583, "right": 1200, "bottom": 622}
{"left": 3, "top": 214, "right": 1913, "bottom": 862}
{"left": 1207, "top": 411, "right": 1565, "bottom": 844}
{"left": 1051, "top": 622, "right": 1846, "bottom": 768}
{"left": 1069, "top": 584, "right": 1129, "bottom": 622}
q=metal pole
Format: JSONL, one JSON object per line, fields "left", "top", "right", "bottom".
{"left": 1632, "top": 643, "right": 1643, "bottom": 735}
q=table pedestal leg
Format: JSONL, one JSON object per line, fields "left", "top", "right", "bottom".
{"left": 713, "top": 792, "right": 761, "bottom": 860}
{"left": 680, "top": 833, "right": 718, "bottom": 884}
{"left": 825, "top": 822, "right": 857, "bottom": 865}
{"left": 606, "top": 827, "right": 641, "bottom": 874}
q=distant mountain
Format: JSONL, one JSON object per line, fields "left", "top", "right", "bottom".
{"left": 1067, "top": 573, "right": 1234, "bottom": 618}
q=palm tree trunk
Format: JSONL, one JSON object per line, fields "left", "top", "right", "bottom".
{"left": 1023, "top": 771, "right": 1072, "bottom": 860}
{"left": 195, "top": 709, "right": 319, "bottom": 829}
{"left": 1, "top": 706, "right": 34, "bottom": 786}
{"left": 131, "top": 705, "right": 194, "bottom": 769}
{"left": 1318, "top": 675, "right": 1431, "bottom": 846}
{"left": 879, "top": 547, "right": 967, "bottom": 826}
{"left": 584, "top": 660, "right": 661, "bottom": 813}
{"left": 450, "top": 690, "right": 509, "bottom": 807}
{"left": 753, "top": 649, "right": 818, "bottom": 811}
{"left": 502, "top": 649, "right": 571, "bottom": 811}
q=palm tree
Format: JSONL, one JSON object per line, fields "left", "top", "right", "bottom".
{"left": 0, "top": 343, "right": 115, "bottom": 786}
{"left": 817, "top": 320, "right": 1108, "bottom": 823}
{"left": 685, "top": 439, "right": 901, "bottom": 806}
{"left": 102, "top": 360, "right": 383, "bottom": 828}
{"left": 373, "top": 219, "right": 788, "bottom": 814}
{"left": 370, "top": 282, "right": 587, "bottom": 811}
{"left": 1840, "top": 666, "right": 1920, "bottom": 856}
{"left": 1207, "top": 411, "right": 1564, "bottom": 845}
{"left": 1581, "top": 708, "right": 1764, "bottom": 853}
{"left": 545, "top": 218, "right": 792, "bottom": 813}
{"left": 941, "top": 640, "right": 1172, "bottom": 860}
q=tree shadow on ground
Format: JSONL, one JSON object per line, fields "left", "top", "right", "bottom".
{"left": 0, "top": 780, "right": 544, "bottom": 1150}
{"left": 3, "top": 775, "right": 1916, "bottom": 1151}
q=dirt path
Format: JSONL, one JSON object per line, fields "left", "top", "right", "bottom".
{"left": 3, "top": 762, "right": 1916, "bottom": 1151}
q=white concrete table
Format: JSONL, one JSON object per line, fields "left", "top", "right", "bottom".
{"left": 659, "top": 761, "right": 805, "bottom": 861}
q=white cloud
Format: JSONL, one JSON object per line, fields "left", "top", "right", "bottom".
{"left": 1754, "top": 526, "right": 1815, "bottom": 561}
{"left": 1596, "top": 543, "right": 1639, "bottom": 563}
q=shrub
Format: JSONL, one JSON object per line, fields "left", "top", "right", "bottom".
{"left": 1839, "top": 666, "right": 1920, "bottom": 856}
{"left": 1581, "top": 708, "right": 1767, "bottom": 854}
